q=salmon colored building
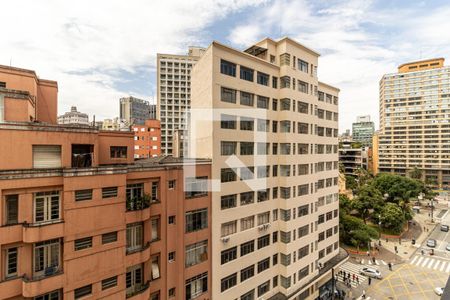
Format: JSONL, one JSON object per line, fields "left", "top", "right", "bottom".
{"left": 0, "top": 65, "right": 211, "bottom": 300}
{"left": 132, "top": 120, "right": 162, "bottom": 158}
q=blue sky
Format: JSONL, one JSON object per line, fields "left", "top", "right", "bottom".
{"left": 2, "top": 0, "right": 450, "bottom": 131}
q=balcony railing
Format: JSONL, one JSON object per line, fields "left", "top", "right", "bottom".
{"left": 126, "top": 281, "right": 150, "bottom": 298}
{"left": 126, "top": 197, "right": 150, "bottom": 211}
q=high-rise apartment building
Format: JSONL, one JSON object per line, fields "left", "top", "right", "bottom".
{"left": 120, "top": 96, "right": 155, "bottom": 125}
{"left": 352, "top": 115, "right": 374, "bottom": 146}
{"left": 0, "top": 65, "right": 212, "bottom": 300}
{"left": 189, "top": 38, "right": 345, "bottom": 300}
{"left": 378, "top": 58, "right": 450, "bottom": 187}
{"left": 132, "top": 119, "right": 162, "bottom": 158}
{"left": 58, "top": 106, "right": 89, "bottom": 125}
{"left": 157, "top": 46, "right": 206, "bottom": 155}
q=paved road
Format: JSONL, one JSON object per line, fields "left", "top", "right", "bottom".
{"left": 421, "top": 209, "right": 450, "bottom": 258}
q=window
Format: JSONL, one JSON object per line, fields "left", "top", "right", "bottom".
{"left": 280, "top": 187, "right": 290, "bottom": 199}
{"left": 298, "top": 204, "right": 309, "bottom": 217}
{"left": 221, "top": 87, "right": 237, "bottom": 103}
{"left": 0, "top": 81, "right": 5, "bottom": 88}
{"left": 298, "top": 101, "right": 308, "bottom": 114}
{"left": 168, "top": 252, "right": 175, "bottom": 262}
{"left": 280, "top": 76, "right": 290, "bottom": 88}
{"left": 221, "top": 60, "right": 236, "bottom": 77}
{"left": 298, "top": 184, "right": 309, "bottom": 196}
{"left": 34, "top": 290, "right": 61, "bottom": 300}
{"left": 272, "top": 98, "right": 278, "bottom": 110}
{"left": 240, "top": 166, "right": 254, "bottom": 180}
{"left": 272, "top": 76, "right": 278, "bottom": 88}
{"left": 280, "top": 165, "right": 290, "bottom": 177}
{"left": 221, "top": 221, "right": 237, "bottom": 237}
{"left": 241, "top": 290, "right": 255, "bottom": 300}
{"left": 257, "top": 96, "right": 269, "bottom": 109}
{"left": 221, "top": 273, "right": 237, "bottom": 292}
{"left": 126, "top": 183, "right": 144, "bottom": 210}
{"left": 102, "top": 276, "right": 118, "bottom": 290}
{"left": 151, "top": 218, "right": 160, "bottom": 241}
{"left": 168, "top": 180, "right": 176, "bottom": 189}
{"left": 33, "top": 239, "right": 61, "bottom": 278}
{"left": 280, "top": 209, "right": 291, "bottom": 221}
{"left": 221, "top": 168, "right": 236, "bottom": 183}
{"left": 74, "top": 237, "right": 92, "bottom": 251}
{"left": 318, "top": 214, "right": 325, "bottom": 224}
{"left": 186, "top": 209, "right": 208, "bottom": 232}
{"left": 241, "top": 215, "right": 254, "bottom": 231}
{"left": 240, "top": 142, "right": 254, "bottom": 155}
{"left": 186, "top": 272, "right": 208, "bottom": 300}
{"left": 102, "top": 232, "right": 118, "bottom": 244}
{"left": 257, "top": 258, "right": 270, "bottom": 274}
{"left": 280, "top": 231, "right": 291, "bottom": 243}
{"left": 257, "top": 119, "right": 269, "bottom": 132}
{"left": 298, "top": 245, "right": 309, "bottom": 258}
{"left": 102, "top": 187, "right": 118, "bottom": 198}
{"left": 257, "top": 234, "right": 270, "bottom": 249}
{"left": 298, "top": 59, "right": 309, "bottom": 72}
{"left": 273, "top": 253, "right": 278, "bottom": 265}
{"left": 281, "top": 253, "right": 291, "bottom": 266}
{"left": 298, "top": 225, "right": 309, "bottom": 238}
{"left": 257, "top": 165, "right": 270, "bottom": 178}
{"left": 240, "top": 66, "right": 254, "bottom": 81}
{"left": 241, "top": 265, "right": 255, "bottom": 282}
{"left": 221, "top": 141, "right": 237, "bottom": 155}
{"left": 150, "top": 292, "right": 160, "bottom": 300}
{"left": 34, "top": 191, "right": 60, "bottom": 224}
{"left": 75, "top": 189, "right": 92, "bottom": 201}
{"left": 240, "top": 117, "right": 254, "bottom": 131}
{"left": 221, "top": 247, "right": 237, "bottom": 264}
{"left": 280, "top": 53, "right": 290, "bottom": 66}
{"left": 221, "top": 114, "right": 236, "bottom": 129}
{"left": 169, "top": 288, "right": 176, "bottom": 298}
{"left": 258, "top": 281, "right": 270, "bottom": 297}
{"left": 281, "top": 276, "right": 291, "bottom": 288}
{"left": 272, "top": 121, "right": 278, "bottom": 133}
{"left": 126, "top": 264, "right": 144, "bottom": 296}
{"left": 299, "top": 265, "right": 309, "bottom": 278}
{"left": 221, "top": 194, "right": 237, "bottom": 209}
{"left": 298, "top": 122, "right": 308, "bottom": 134}
{"left": 257, "top": 72, "right": 269, "bottom": 86}
{"left": 126, "top": 223, "right": 143, "bottom": 252}
{"left": 74, "top": 285, "right": 92, "bottom": 299}
{"left": 256, "top": 142, "right": 269, "bottom": 155}
{"left": 110, "top": 146, "right": 127, "bottom": 158}
{"left": 5, "top": 247, "right": 18, "bottom": 278}
{"left": 240, "top": 240, "right": 254, "bottom": 256}
{"left": 240, "top": 91, "right": 254, "bottom": 106}
{"left": 272, "top": 231, "right": 278, "bottom": 243}
{"left": 280, "top": 120, "right": 291, "bottom": 133}
{"left": 5, "top": 194, "right": 18, "bottom": 225}
{"left": 257, "top": 189, "right": 269, "bottom": 202}
{"left": 151, "top": 255, "right": 160, "bottom": 279}
{"left": 280, "top": 98, "right": 290, "bottom": 111}
{"left": 185, "top": 240, "right": 208, "bottom": 267}
{"left": 185, "top": 177, "right": 208, "bottom": 198}
{"left": 168, "top": 216, "right": 176, "bottom": 224}
{"left": 33, "top": 145, "right": 61, "bottom": 168}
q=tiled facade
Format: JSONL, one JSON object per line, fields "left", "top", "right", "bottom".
{"left": 377, "top": 58, "right": 450, "bottom": 188}
{"left": 189, "top": 38, "right": 345, "bottom": 300}
{"left": 0, "top": 65, "right": 212, "bottom": 300}
{"left": 132, "top": 119, "right": 162, "bottom": 158}
{"left": 157, "top": 47, "right": 205, "bottom": 155}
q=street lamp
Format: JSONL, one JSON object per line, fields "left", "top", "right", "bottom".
{"left": 378, "top": 215, "right": 382, "bottom": 240}
{"left": 430, "top": 198, "right": 434, "bottom": 223}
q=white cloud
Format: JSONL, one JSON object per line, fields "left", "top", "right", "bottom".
{"left": 226, "top": 0, "right": 450, "bottom": 132}
{"left": 0, "top": 0, "right": 265, "bottom": 120}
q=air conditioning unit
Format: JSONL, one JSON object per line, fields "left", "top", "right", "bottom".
{"left": 258, "top": 223, "right": 270, "bottom": 231}
{"left": 221, "top": 236, "right": 230, "bottom": 243}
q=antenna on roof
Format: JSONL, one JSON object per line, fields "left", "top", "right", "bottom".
{"left": 9, "top": 57, "right": 12, "bottom": 68}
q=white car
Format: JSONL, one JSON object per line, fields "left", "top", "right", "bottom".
{"left": 434, "top": 287, "right": 444, "bottom": 296}
{"left": 360, "top": 267, "right": 382, "bottom": 279}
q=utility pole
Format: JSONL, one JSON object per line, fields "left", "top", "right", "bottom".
{"left": 431, "top": 198, "right": 434, "bottom": 222}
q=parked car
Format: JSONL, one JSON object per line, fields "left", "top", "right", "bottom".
{"left": 435, "top": 287, "right": 444, "bottom": 296}
{"left": 427, "top": 239, "right": 437, "bottom": 248}
{"left": 360, "top": 267, "right": 382, "bottom": 279}
{"left": 446, "top": 243, "right": 450, "bottom": 251}
{"left": 441, "top": 224, "right": 449, "bottom": 232}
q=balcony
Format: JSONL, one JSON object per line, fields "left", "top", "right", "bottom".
{"left": 126, "top": 197, "right": 150, "bottom": 211}
{"left": 22, "top": 220, "right": 64, "bottom": 243}
{"left": 0, "top": 223, "right": 22, "bottom": 244}
{"left": 22, "top": 269, "right": 64, "bottom": 298}
{"left": 0, "top": 277, "right": 22, "bottom": 299}
{"left": 126, "top": 243, "right": 151, "bottom": 267}
{"left": 126, "top": 281, "right": 150, "bottom": 299}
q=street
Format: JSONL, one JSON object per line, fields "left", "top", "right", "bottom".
{"left": 421, "top": 209, "right": 450, "bottom": 257}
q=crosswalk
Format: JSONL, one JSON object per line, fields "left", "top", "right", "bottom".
{"left": 337, "top": 261, "right": 368, "bottom": 287}
{"left": 410, "top": 255, "right": 450, "bottom": 273}
{"left": 360, "top": 259, "right": 388, "bottom": 266}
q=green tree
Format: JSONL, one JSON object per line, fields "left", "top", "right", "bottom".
{"left": 379, "top": 203, "right": 406, "bottom": 234}
{"left": 339, "top": 194, "right": 352, "bottom": 215}
{"left": 354, "top": 167, "right": 373, "bottom": 189}
{"left": 409, "top": 167, "right": 422, "bottom": 180}
{"left": 345, "top": 175, "right": 357, "bottom": 190}
{"left": 372, "top": 173, "right": 425, "bottom": 203}
{"left": 340, "top": 214, "right": 378, "bottom": 248}
{"left": 352, "top": 184, "right": 384, "bottom": 223}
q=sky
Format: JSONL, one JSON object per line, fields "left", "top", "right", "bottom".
{"left": 2, "top": 0, "right": 450, "bottom": 131}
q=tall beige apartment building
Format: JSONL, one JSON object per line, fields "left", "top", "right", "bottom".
{"left": 377, "top": 58, "right": 450, "bottom": 188}
{"left": 157, "top": 47, "right": 205, "bottom": 155}
{"left": 189, "top": 37, "right": 345, "bottom": 300}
